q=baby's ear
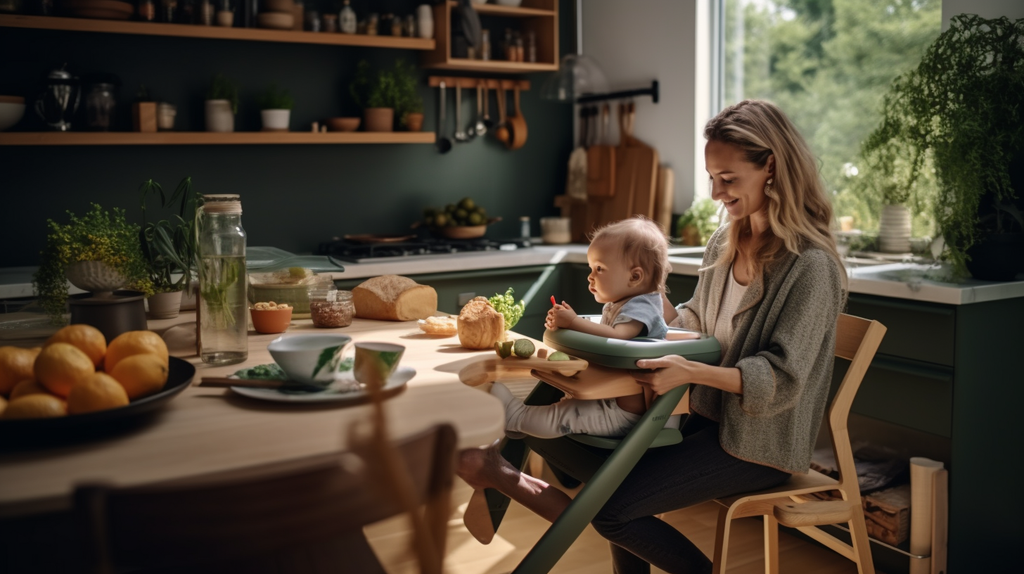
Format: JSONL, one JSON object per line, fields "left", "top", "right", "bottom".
{"left": 630, "top": 266, "right": 645, "bottom": 285}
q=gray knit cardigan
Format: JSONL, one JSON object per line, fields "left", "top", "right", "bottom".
{"left": 674, "top": 226, "right": 844, "bottom": 474}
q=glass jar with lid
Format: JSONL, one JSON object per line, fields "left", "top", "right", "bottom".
{"left": 197, "top": 194, "right": 248, "bottom": 365}
{"left": 308, "top": 281, "right": 354, "bottom": 328}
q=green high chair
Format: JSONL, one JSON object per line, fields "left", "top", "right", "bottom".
{"left": 458, "top": 324, "right": 721, "bottom": 573}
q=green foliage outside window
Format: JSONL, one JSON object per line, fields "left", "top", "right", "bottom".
{"left": 721, "top": 0, "right": 942, "bottom": 237}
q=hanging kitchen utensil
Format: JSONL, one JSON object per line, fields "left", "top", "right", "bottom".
{"left": 601, "top": 101, "right": 637, "bottom": 227}
{"left": 436, "top": 81, "right": 452, "bottom": 153}
{"left": 562, "top": 105, "right": 590, "bottom": 243}
{"left": 482, "top": 81, "right": 494, "bottom": 129}
{"left": 494, "top": 83, "right": 509, "bottom": 146}
{"left": 626, "top": 101, "right": 661, "bottom": 221}
{"left": 454, "top": 84, "right": 469, "bottom": 142}
{"left": 507, "top": 85, "right": 527, "bottom": 150}
{"left": 471, "top": 81, "right": 486, "bottom": 137}
{"left": 586, "top": 103, "right": 616, "bottom": 198}
{"left": 653, "top": 165, "right": 675, "bottom": 235}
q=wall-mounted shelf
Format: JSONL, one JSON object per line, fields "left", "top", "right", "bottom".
{"left": 422, "top": 0, "right": 558, "bottom": 73}
{"left": 0, "top": 14, "right": 435, "bottom": 49}
{"left": 0, "top": 132, "right": 436, "bottom": 146}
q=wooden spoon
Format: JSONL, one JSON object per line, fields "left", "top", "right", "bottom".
{"left": 494, "top": 84, "right": 509, "bottom": 146}
{"left": 508, "top": 85, "right": 528, "bottom": 150}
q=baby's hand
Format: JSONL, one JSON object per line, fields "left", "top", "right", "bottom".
{"left": 551, "top": 301, "right": 577, "bottom": 329}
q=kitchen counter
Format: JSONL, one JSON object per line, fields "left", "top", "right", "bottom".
{"left": 2, "top": 245, "right": 1022, "bottom": 305}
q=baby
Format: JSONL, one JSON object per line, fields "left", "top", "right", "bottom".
{"left": 491, "top": 217, "right": 675, "bottom": 439}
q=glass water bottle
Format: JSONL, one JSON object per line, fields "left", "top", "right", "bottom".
{"left": 198, "top": 194, "right": 248, "bottom": 365}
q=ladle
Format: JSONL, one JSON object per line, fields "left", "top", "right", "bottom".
{"left": 494, "top": 84, "right": 509, "bottom": 146}
{"left": 436, "top": 81, "right": 452, "bottom": 153}
{"left": 454, "top": 84, "right": 470, "bottom": 142}
{"left": 482, "top": 83, "right": 494, "bottom": 129}
{"left": 471, "top": 82, "right": 487, "bottom": 137}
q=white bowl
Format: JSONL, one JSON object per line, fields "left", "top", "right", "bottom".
{"left": 0, "top": 97, "right": 26, "bottom": 131}
{"left": 268, "top": 333, "right": 352, "bottom": 385}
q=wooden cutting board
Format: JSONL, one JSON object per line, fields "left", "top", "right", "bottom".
{"left": 628, "top": 136, "right": 659, "bottom": 221}
{"left": 654, "top": 165, "right": 675, "bottom": 235}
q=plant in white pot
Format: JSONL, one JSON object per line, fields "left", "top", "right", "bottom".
{"left": 205, "top": 73, "right": 239, "bottom": 133}
{"left": 257, "top": 83, "right": 294, "bottom": 132}
{"left": 139, "top": 177, "right": 203, "bottom": 319}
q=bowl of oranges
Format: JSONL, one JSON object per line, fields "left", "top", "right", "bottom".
{"left": 0, "top": 324, "right": 195, "bottom": 440}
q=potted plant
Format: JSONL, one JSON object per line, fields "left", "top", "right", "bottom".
{"left": 33, "top": 204, "right": 152, "bottom": 324}
{"left": 205, "top": 73, "right": 239, "bottom": 133}
{"left": 256, "top": 82, "right": 294, "bottom": 132}
{"left": 139, "top": 177, "right": 203, "bottom": 319}
{"left": 675, "top": 198, "right": 719, "bottom": 246}
{"left": 858, "top": 15, "right": 1024, "bottom": 279}
{"left": 349, "top": 59, "right": 422, "bottom": 132}
{"left": 393, "top": 59, "right": 424, "bottom": 132}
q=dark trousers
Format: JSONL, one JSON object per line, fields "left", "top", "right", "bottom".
{"left": 591, "top": 414, "right": 790, "bottom": 574}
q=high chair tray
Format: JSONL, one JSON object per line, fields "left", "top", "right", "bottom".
{"left": 543, "top": 319, "right": 721, "bottom": 370}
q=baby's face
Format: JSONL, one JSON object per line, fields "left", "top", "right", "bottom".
{"left": 586, "top": 240, "right": 644, "bottom": 304}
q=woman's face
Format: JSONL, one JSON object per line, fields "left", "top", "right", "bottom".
{"left": 586, "top": 239, "right": 643, "bottom": 304}
{"left": 705, "top": 139, "right": 774, "bottom": 224}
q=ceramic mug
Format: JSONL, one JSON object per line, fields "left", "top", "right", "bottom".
{"left": 353, "top": 342, "right": 405, "bottom": 389}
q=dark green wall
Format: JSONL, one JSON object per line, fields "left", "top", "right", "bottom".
{"left": 0, "top": 0, "right": 576, "bottom": 268}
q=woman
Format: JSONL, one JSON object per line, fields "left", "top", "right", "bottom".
{"left": 594, "top": 100, "right": 846, "bottom": 572}
{"left": 458, "top": 99, "right": 845, "bottom": 573}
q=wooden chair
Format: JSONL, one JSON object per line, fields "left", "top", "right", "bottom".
{"left": 74, "top": 423, "right": 457, "bottom": 574}
{"left": 711, "top": 313, "right": 886, "bottom": 574}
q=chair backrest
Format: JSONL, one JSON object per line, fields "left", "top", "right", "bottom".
{"left": 828, "top": 314, "right": 886, "bottom": 491}
{"left": 75, "top": 423, "right": 457, "bottom": 574}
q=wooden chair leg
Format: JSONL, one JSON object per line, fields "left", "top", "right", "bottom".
{"left": 847, "top": 510, "right": 876, "bottom": 574}
{"left": 764, "top": 514, "right": 779, "bottom": 574}
{"left": 712, "top": 507, "right": 732, "bottom": 574}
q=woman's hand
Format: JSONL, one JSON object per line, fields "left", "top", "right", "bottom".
{"left": 545, "top": 301, "right": 578, "bottom": 330}
{"left": 632, "top": 355, "right": 696, "bottom": 395}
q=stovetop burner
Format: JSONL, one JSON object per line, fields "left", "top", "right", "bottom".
{"left": 315, "top": 236, "right": 533, "bottom": 263}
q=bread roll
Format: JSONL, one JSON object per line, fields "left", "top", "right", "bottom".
{"left": 352, "top": 275, "right": 437, "bottom": 321}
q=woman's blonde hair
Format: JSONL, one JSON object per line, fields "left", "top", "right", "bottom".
{"left": 590, "top": 217, "right": 670, "bottom": 293}
{"left": 703, "top": 100, "right": 843, "bottom": 282}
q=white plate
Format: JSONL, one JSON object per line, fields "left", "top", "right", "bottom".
{"left": 231, "top": 366, "right": 415, "bottom": 403}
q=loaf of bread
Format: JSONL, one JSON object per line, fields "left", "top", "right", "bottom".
{"left": 352, "top": 275, "right": 437, "bottom": 321}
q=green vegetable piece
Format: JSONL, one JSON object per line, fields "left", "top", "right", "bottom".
{"left": 513, "top": 339, "right": 535, "bottom": 358}
{"left": 495, "top": 340, "right": 514, "bottom": 358}
{"left": 548, "top": 351, "right": 571, "bottom": 361}
{"left": 488, "top": 287, "right": 526, "bottom": 332}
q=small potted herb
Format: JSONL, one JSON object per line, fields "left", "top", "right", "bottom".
{"left": 33, "top": 204, "right": 152, "bottom": 324}
{"left": 256, "top": 82, "right": 294, "bottom": 132}
{"left": 205, "top": 73, "right": 239, "bottom": 133}
{"left": 349, "top": 59, "right": 423, "bottom": 132}
{"left": 139, "top": 177, "right": 203, "bottom": 318}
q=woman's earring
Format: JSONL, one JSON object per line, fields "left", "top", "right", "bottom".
{"left": 764, "top": 178, "right": 774, "bottom": 196}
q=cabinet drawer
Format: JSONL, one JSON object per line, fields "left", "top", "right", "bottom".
{"left": 838, "top": 355, "right": 954, "bottom": 437}
{"left": 846, "top": 295, "right": 955, "bottom": 367}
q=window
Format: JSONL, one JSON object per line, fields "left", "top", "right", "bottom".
{"left": 714, "top": 0, "right": 942, "bottom": 233}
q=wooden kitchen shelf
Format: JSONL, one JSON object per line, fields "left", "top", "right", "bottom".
{"left": 422, "top": 0, "right": 558, "bottom": 73}
{"left": 0, "top": 14, "right": 435, "bottom": 49}
{"left": 0, "top": 132, "right": 436, "bottom": 146}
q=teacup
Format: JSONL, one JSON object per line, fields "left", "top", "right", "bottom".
{"left": 353, "top": 342, "right": 405, "bottom": 389}
{"left": 267, "top": 333, "right": 352, "bottom": 385}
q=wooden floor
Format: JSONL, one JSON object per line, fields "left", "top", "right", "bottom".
{"left": 365, "top": 456, "right": 880, "bottom": 574}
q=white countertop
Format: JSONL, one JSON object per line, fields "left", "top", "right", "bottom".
{"left": 3, "top": 245, "right": 1022, "bottom": 306}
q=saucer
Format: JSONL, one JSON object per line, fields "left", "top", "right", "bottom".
{"left": 230, "top": 366, "right": 414, "bottom": 403}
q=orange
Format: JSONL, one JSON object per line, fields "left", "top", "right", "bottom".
{"left": 105, "top": 331, "right": 169, "bottom": 373}
{"left": 109, "top": 353, "right": 169, "bottom": 400}
{"left": 1, "top": 394, "right": 66, "bottom": 419}
{"left": 10, "top": 379, "right": 48, "bottom": 400}
{"left": 34, "top": 342, "right": 95, "bottom": 398}
{"left": 0, "top": 346, "right": 40, "bottom": 397}
{"left": 67, "top": 372, "right": 129, "bottom": 414}
{"left": 47, "top": 324, "right": 107, "bottom": 368}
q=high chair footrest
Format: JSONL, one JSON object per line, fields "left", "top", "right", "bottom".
{"left": 569, "top": 428, "right": 682, "bottom": 450}
{"left": 773, "top": 499, "right": 855, "bottom": 527}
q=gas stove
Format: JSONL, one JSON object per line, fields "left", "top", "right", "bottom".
{"left": 314, "top": 236, "right": 533, "bottom": 263}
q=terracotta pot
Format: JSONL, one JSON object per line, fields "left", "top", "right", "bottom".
{"left": 363, "top": 107, "right": 394, "bottom": 132}
{"left": 147, "top": 290, "right": 182, "bottom": 319}
{"left": 404, "top": 112, "right": 424, "bottom": 132}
